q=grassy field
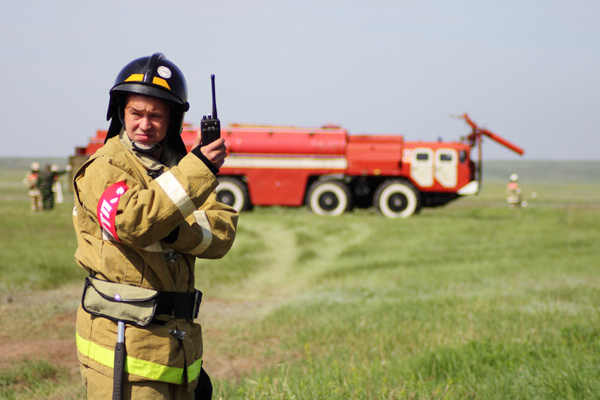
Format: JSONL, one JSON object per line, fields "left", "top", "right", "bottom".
{"left": 0, "top": 159, "right": 599, "bottom": 399}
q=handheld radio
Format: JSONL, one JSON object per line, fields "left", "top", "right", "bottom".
{"left": 200, "top": 74, "right": 221, "bottom": 145}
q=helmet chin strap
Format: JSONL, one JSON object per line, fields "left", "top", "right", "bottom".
{"left": 131, "top": 139, "right": 166, "bottom": 154}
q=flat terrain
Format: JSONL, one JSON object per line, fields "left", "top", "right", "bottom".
{"left": 1, "top": 159, "right": 598, "bottom": 399}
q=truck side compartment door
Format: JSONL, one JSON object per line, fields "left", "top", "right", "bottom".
{"left": 410, "top": 148, "right": 434, "bottom": 188}
{"left": 434, "top": 148, "right": 458, "bottom": 188}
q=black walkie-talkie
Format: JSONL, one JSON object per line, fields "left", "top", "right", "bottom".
{"left": 200, "top": 74, "right": 220, "bottom": 144}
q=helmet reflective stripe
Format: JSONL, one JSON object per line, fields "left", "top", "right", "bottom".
{"left": 125, "top": 74, "right": 171, "bottom": 90}
{"left": 76, "top": 333, "right": 202, "bottom": 384}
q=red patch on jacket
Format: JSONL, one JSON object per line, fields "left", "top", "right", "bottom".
{"left": 97, "top": 181, "right": 129, "bottom": 242}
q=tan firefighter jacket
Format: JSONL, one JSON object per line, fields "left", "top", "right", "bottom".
{"left": 73, "top": 132, "right": 238, "bottom": 391}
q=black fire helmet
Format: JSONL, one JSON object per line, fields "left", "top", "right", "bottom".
{"left": 105, "top": 53, "right": 190, "bottom": 155}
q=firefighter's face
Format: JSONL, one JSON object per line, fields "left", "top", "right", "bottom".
{"left": 124, "top": 94, "right": 170, "bottom": 146}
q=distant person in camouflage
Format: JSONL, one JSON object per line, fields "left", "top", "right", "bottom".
{"left": 506, "top": 173, "right": 522, "bottom": 209}
{"left": 36, "top": 164, "right": 70, "bottom": 210}
{"left": 23, "top": 162, "right": 41, "bottom": 211}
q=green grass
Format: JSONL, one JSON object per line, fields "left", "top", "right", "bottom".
{"left": 197, "top": 187, "right": 600, "bottom": 399}
{"left": 1, "top": 160, "right": 599, "bottom": 399}
{"left": 0, "top": 200, "right": 85, "bottom": 291}
{"left": 0, "top": 360, "right": 83, "bottom": 400}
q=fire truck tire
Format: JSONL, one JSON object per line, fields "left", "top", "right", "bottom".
{"left": 216, "top": 178, "right": 252, "bottom": 212}
{"left": 374, "top": 180, "right": 421, "bottom": 218}
{"left": 306, "top": 180, "right": 352, "bottom": 216}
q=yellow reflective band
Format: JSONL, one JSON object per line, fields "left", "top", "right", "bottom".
{"left": 152, "top": 77, "right": 171, "bottom": 90}
{"left": 123, "top": 75, "right": 171, "bottom": 90}
{"left": 76, "top": 333, "right": 202, "bottom": 384}
{"left": 187, "top": 358, "right": 203, "bottom": 384}
{"left": 125, "top": 74, "right": 144, "bottom": 82}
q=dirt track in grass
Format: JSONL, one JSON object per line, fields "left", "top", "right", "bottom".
{"left": 0, "top": 291, "right": 282, "bottom": 383}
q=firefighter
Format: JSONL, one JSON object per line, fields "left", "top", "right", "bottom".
{"left": 72, "top": 53, "right": 238, "bottom": 400}
{"left": 506, "top": 173, "right": 522, "bottom": 209}
{"left": 37, "top": 164, "right": 70, "bottom": 210}
{"left": 23, "top": 162, "right": 41, "bottom": 211}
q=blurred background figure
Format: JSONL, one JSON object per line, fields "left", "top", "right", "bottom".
{"left": 36, "top": 164, "right": 71, "bottom": 210}
{"left": 23, "top": 162, "right": 41, "bottom": 211}
{"left": 51, "top": 164, "right": 65, "bottom": 204}
{"left": 506, "top": 173, "right": 522, "bottom": 209}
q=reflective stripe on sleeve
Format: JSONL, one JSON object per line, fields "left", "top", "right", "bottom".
{"left": 76, "top": 333, "right": 202, "bottom": 384}
{"left": 154, "top": 171, "right": 196, "bottom": 218}
{"left": 191, "top": 210, "right": 213, "bottom": 255}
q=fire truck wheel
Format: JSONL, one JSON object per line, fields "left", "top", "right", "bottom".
{"left": 306, "top": 180, "right": 352, "bottom": 216}
{"left": 374, "top": 180, "right": 421, "bottom": 218}
{"left": 216, "top": 178, "right": 252, "bottom": 212}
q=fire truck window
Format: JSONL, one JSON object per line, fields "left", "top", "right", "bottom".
{"left": 459, "top": 150, "right": 467, "bottom": 163}
{"left": 416, "top": 153, "right": 429, "bottom": 161}
{"left": 440, "top": 154, "right": 452, "bottom": 162}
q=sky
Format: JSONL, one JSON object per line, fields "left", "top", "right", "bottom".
{"left": 1, "top": 0, "right": 599, "bottom": 160}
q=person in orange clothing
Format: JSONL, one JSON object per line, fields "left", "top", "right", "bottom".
{"left": 506, "top": 173, "right": 522, "bottom": 209}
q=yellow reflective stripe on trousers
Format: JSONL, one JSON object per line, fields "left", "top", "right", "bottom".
{"left": 76, "top": 333, "right": 202, "bottom": 384}
{"left": 187, "top": 357, "right": 202, "bottom": 383}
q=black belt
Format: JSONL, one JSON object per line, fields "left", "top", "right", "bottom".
{"left": 154, "top": 289, "right": 202, "bottom": 320}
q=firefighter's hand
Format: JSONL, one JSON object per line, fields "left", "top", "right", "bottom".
{"left": 200, "top": 138, "right": 227, "bottom": 169}
{"left": 192, "top": 130, "right": 203, "bottom": 150}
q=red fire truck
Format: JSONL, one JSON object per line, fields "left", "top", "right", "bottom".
{"left": 71, "top": 114, "right": 524, "bottom": 218}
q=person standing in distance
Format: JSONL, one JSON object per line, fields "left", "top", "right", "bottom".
{"left": 37, "top": 164, "right": 70, "bottom": 210}
{"left": 24, "top": 162, "right": 41, "bottom": 211}
{"left": 506, "top": 173, "right": 522, "bottom": 209}
{"left": 72, "top": 53, "right": 238, "bottom": 399}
